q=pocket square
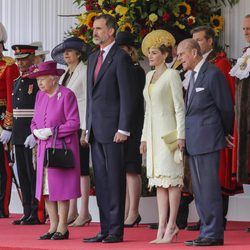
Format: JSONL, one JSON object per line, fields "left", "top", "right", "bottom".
{"left": 195, "top": 87, "right": 205, "bottom": 92}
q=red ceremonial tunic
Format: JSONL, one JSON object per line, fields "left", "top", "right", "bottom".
{"left": 0, "top": 56, "right": 19, "bottom": 130}
{"left": 0, "top": 56, "right": 19, "bottom": 217}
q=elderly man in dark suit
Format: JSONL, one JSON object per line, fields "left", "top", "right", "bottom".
{"left": 84, "top": 14, "right": 134, "bottom": 244}
{"left": 177, "top": 39, "right": 234, "bottom": 246}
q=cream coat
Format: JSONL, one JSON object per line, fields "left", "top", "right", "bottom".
{"left": 141, "top": 69, "right": 185, "bottom": 181}
{"left": 60, "top": 61, "right": 87, "bottom": 130}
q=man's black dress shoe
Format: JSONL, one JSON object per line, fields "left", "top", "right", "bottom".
{"left": 83, "top": 233, "right": 108, "bottom": 243}
{"left": 186, "top": 221, "right": 200, "bottom": 231}
{"left": 102, "top": 234, "right": 123, "bottom": 243}
{"left": 148, "top": 223, "right": 158, "bottom": 229}
{"left": 185, "top": 236, "right": 204, "bottom": 246}
{"left": 51, "top": 230, "right": 69, "bottom": 240}
{"left": 21, "top": 216, "right": 41, "bottom": 225}
{"left": 193, "top": 238, "right": 224, "bottom": 246}
{"left": 39, "top": 232, "right": 55, "bottom": 240}
{"left": 12, "top": 216, "right": 29, "bottom": 225}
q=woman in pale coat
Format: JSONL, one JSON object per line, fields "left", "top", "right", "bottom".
{"left": 140, "top": 30, "right": 185, "bottom": 244}
{"left": 52, "top": 37, "right": 92, "bottom": 227}
{"left": 29, "top": 61, "right": 81, "bottom": 240}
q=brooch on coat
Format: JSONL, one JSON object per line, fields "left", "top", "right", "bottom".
{"left": 57, "top": 92, "right": 62, "bottom": 100}
{"left": 28, "top": 84, "right": 33, "bottom": 95}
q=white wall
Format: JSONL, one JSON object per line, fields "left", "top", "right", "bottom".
{"left": 0, "top": 0, "right": 83, "bottom": 60}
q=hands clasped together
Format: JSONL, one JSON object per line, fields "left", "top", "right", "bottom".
{"left": 24, "top": 128, "right": 52, "bottom": 149}
{"left": 33, "top": 128, "right": 53, "bottom": 140}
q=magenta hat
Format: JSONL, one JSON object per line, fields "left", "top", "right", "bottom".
{"left": 27, "top": 60, "right": 65, "bottom": 78}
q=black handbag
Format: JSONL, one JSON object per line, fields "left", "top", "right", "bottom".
{"left": 44, "top": 126, "right": 74, "bottom": 169}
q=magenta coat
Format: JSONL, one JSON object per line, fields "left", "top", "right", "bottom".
{"left": 31, "top": 85, "right": 81, "bottom": 201}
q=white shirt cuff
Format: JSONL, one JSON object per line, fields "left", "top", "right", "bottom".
{"left": 118, "top": 130, "right": 130, "bottom": 136}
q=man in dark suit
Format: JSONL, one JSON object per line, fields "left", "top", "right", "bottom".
{"left": 84, "top": 14, "right": 134, "bottom": 243}
{"left": 177, "top": 39, "right": 234, "bottom": 246}
{"left": 186, "top": 26, "right": 236, "bottom": 232}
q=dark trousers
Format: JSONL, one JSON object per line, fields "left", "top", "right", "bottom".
{"left": 15, "top": 145, "right": 38, "bottom": 218}
{"left": 189, "top": 151, "right": 224, "bottom": 240}
{"left": 0, "top": 143, "right": 12, "bottom": 216}
{"left": 91, "top": 136, "right": 126, "bottom": 237}
{"left": 176, "top": 193, "right": 193, "bottom": 228}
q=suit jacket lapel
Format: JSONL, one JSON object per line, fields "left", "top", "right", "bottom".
{"left": 90, "top": 52, "right": 99, "bottom": 85}
{"left": 186, "top": 61, "right": 208, "bottom": 113}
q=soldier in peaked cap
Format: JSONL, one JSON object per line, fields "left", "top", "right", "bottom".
{"left": 11, "top": 43, "right": 45, "bottom": 225}
{"left": 0, "top": 22, "right": 20, "bottom": 218}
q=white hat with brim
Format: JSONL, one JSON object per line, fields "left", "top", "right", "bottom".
{"left": 30, "top": 41, "right": 49, "bottom": 56}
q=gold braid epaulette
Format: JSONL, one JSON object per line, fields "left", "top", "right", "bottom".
{"left": 2, "top": 56, "right": 15, "bottom": 66}
{"left": 3, "top": 111, "right": 13, "bottom": 130}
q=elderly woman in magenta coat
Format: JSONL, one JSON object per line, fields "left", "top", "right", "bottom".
{"left": 29, "top": 61, "right": 81, "bottom": 240}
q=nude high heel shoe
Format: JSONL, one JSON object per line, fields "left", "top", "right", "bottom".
{"left": 157, "top": 226, "right": 179, "bottom": 244}
{"left": 149, "top": 229, "right": 165, "bottom": 244}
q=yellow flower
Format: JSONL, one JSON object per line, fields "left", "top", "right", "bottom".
{"left": 115, "top": 5, "right": 129, "bottom": 16}
{"left": 79, "top": 35, "right": 88, "bottom": 43}
{"left": 86, "top": 12, "right": 98, "bottom": 28}
{"left": 174, "top": 21, "right": 185, "bottom": 30}
{"left": 213, "top": 28, "right": 220, "bottom": 36}
{"left": 98, "top": 0, "right": 104, "bottom": 6}
{"left": 149, "top": 13, "right": 158, "bottom": 23}
{"left": 130, "top": 0, "right": 137, "bottom": 2}
{"left": 117, "top": 15, "right": 127, "bottom": 26}
{"left": 76, "top": 13, "right": 87, "bottom": 26}
{"left": 102, "top": 9, "right": 115, "bottom": 17}
{"left": 210, "top": 15, "right": 224, "bottom": 30}
{"left": 120, "top": 22, "right": 135, "bottom": 33}
{"left": 174, "top": 2, "right": 191, "bottom": 17}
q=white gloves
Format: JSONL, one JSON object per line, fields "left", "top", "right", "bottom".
{"left": 24, "top": 134, "right": 36, "bottom": 149}
{"left": 0, "top": 130, "right": 12, "bottom": 144}
{"left": 33, "top": 128, "right": 53, "bottom": 140}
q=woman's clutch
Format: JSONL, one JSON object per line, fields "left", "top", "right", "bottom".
{"left": 161, "top": 129, "right": 177, "bottom": 152}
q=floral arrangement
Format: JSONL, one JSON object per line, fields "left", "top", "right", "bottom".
{"left": 68, "top": 0, "right": 239, "bottom": 47}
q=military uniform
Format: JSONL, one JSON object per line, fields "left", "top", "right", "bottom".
{"left": 12, "top": 74, "right": 41, "bottom": 221}
{"left": 0, "top": 55, "right": 19, "bottom": 217}
{"left": 11, "top": 44, "right": 44, "bottom": 225}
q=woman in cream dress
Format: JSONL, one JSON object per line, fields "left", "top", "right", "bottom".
{"left": 140, "top": 30, "right": 185, "bottom": 244}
